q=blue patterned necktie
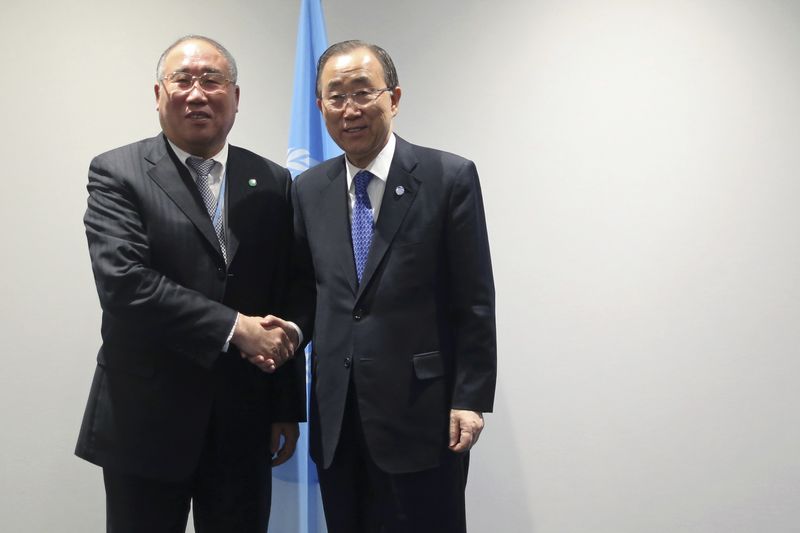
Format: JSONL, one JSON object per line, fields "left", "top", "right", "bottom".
{"left": 351, "top": 170, "right": 374, "bottom": 283}
{"left": 186, "top": 156, "right": 227, "bottom": 263}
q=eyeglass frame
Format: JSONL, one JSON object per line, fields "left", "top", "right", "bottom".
{"left": 321, "top": 87, "right": 394, "bottom": 110}
{"left": 160, "top": 71, "right": 235, "bottom": 96}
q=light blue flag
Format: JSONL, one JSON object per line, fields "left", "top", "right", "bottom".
{"left": 271, "top": 1, "right": 338, "bottom": 532}
{"left": 286, "top": 0, "right": 341, "bottom": 178}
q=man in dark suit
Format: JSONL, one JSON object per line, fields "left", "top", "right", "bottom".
{"left": 289, "top": 40, "right": 497, "bottom": 533}
{"left": 75, "top": 35, "right": 305, "bottom": 533}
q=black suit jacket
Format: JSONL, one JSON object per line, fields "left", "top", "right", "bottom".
{"left": 290, "top": 136, "right": 496, "bottom": 474}
{"left": 75, "top": 134, "right": 305, "bottom": 482}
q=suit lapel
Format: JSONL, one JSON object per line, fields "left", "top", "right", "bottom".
{"left": 357, "top": 138, "right": 420, "bottom": 301}
{"left": 321, "top": 159, "right": 360, "bottom": 296}
{"left": 145, "top": 137, "right": 223, "bottom": 261}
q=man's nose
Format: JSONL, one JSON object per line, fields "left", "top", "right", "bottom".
{"left": 342, "top": 99, "right": 361, "bottom": 117}
{"left": 186, "top": 83, "right": 208, "bottom": 103}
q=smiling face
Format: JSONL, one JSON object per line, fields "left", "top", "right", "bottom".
{"left": 317, "top": 47, "right": 401, "bottom": 168}
{"left": 154, "top": 39, "right": 239, "bottom": 158}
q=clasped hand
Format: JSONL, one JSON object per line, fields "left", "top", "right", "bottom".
{"left": 231, "top": 314, "right": 298, "bottom": 373}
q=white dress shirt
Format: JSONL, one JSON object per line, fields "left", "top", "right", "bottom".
{"left": 345, "top": 132, "right": 396, "bottom": 224}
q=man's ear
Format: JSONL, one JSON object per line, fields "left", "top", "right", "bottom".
{"left": 390, "top": 86, "right": 402, "bottom": 116}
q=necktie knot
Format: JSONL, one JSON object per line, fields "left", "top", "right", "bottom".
{"left": 186, "top": 156, "right": 215, "bottom": 178}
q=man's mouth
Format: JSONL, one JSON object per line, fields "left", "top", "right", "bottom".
{"left": 186, "top": 111, "right": 211, "bottom": 120}
{"left": 343, "top": 125, "right": 366, "bottom": 134}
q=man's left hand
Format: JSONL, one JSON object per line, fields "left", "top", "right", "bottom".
{"left": 270, "top": 422, "right": 300, "bottom": 466}
{"left": 448, "top": 409, "right": 484, "bottom": 453}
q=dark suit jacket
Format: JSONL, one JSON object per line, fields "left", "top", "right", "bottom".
{"left": 75, "top": 134, "right": 305, "bottom": 482}
{"left": 289, "top": 136, "right": 496, "bottom": 475}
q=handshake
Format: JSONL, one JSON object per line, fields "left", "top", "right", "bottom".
{"left": 231, "top": 314, "right": 300, "bottom": 373}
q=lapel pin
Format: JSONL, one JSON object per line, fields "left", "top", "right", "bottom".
{"left": 395, "top": 185, "right": 405, "bottom": 197}
{"left": 248, "top": 178, "right": 258, "bottom": 187}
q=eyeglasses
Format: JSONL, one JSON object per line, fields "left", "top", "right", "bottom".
{"left": 322, "top": 87, "right": 393, "bottom": 110}
{"left": 161, "top": 71, "right": 233, "bottom": 95}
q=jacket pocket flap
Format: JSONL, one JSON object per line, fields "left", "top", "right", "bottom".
{"left": 412, "top": 351, "right": 444, "bottom": 379}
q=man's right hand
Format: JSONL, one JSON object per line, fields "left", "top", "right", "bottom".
{"left": 231, "top": 314, "right": 296, "bottom": 373}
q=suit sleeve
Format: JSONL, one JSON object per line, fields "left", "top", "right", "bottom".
{"left": 84, "top": 154, "right": 237, "bottom": 369}
{"left": 285, "top": 174, "right": 317, "bottom": 339}
{"left": 270, "top": 172, "right": 312, "bottom": 422}
{"left": 445, "top": 159, "right": 497, "bottom": 413}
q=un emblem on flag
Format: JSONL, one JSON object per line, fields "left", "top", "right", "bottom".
{"left": 287, "top": 148, "right": 319, "bottom": 178}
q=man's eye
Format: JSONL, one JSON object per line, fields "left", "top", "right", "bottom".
{"left": 353, "top": 90, "right": 372, "bottom": 97}
{"left": 170, "top": 75, "right": 192, "bottom": 85}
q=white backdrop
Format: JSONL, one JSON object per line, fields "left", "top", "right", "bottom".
{"left": 1, "top": 1, "right": 799, "bottom": 532}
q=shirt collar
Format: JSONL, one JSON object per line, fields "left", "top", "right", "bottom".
{"left": 346, "top": 132, "right": 396, "bottom": 189}
{"left": 167, "top": 138, "right": 229, "bottom": 179}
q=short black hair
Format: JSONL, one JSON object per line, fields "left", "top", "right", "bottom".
{"left": 315, "top": 40, "right": 398, "bottom": 97}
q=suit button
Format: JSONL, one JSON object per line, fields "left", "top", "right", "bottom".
{"left": 353, "top": 309, "right": 364, "bottom": 321}
{"left": 344, "top": 356, "right": 352, "bottom": 368}
{"left": 216, "top": 267, "right": 226, "bottom": 280}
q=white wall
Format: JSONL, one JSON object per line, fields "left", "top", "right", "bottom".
{"left": 2, "top": 1, "right": 799, "bottom": 532}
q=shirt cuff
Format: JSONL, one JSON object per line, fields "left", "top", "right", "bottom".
{"left": 286, "top": 321, "right": 303, "bottom": 346}
{"left": 222, "top": 313, "right": 239, "bottom": 352}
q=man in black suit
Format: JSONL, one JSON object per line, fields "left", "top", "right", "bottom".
{"left": 75, "top": 35, "right": 305, "bottom": 533}
{"left": 289, "top": 40, "right": 497, "bottom": 533}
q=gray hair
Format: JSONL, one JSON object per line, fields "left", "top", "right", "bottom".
{"left": 156, "top": 35, "right": 238, "bottom": 83}
{"left": 315, "top": 40, "right": 399, "bottom": 97}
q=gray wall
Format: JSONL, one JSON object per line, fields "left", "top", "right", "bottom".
{"left": 2, "top": 1, "right": 799, "bottom": 531}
